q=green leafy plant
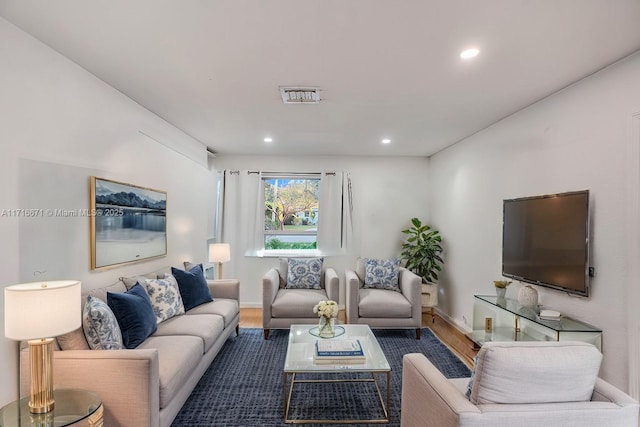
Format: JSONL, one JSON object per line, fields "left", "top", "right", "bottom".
{"left": 401, "top": 218, "right": 444, "bottom": 283}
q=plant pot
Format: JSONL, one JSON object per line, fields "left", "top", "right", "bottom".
{"left": 495, "top": 287, "right": 507, "bottom": 298}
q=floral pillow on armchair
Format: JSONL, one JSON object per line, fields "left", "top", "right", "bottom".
{"left": 286, "top": 257, "right": 323, "bottom": 289}
{"left": 363, "top": 258, "right": 401, "bottom": 291}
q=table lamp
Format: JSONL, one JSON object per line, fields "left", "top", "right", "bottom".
{"left": 4, "top": 280, "right": 81, "bottom": 414}
{"left": 209, "top": 243, "right": 231, "bottom": 279}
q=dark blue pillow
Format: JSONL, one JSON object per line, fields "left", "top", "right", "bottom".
{"left": 171, "top": 264, "right": 212, "bottom": 311}
{"left": 107, "top": 283, "right": 157, "bottom": 349}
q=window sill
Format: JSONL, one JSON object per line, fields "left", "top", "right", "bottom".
{"left": 252, "top": 249, "right": 322, "bottom": 258}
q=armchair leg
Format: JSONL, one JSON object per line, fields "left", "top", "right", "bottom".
{"left": 236, "top": 325, "right": 240, "bottom": 336}
{"left": 416, "top": 328, "right": 421, "bottom": 340}
{"left": 263, "top": 329, "right": 270, "bottom": 340}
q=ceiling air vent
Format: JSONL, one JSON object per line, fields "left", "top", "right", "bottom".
{"left": 279, "top": 86, "right": 320, "bottom": 104}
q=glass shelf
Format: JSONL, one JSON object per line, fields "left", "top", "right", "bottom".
{"left": 474, "top": 295, "right": 601, "bottom": 333}
{"left": 470, "top": 295, "right": 603, "bottom": 351}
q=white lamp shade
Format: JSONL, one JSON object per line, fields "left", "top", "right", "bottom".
{"left": 209, "top": 243, "right": 231, "bottom": 263}
{"left": 4, "top": 280, "right": 81, "bottom": 341}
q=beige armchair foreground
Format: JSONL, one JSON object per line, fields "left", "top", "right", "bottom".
{"left": 262, "top": 258, "right": 339, "bottom": 339}
{"left": 401, "top": 341, "right": 639, "bottom": 427}
{"left": 346, "top": 258, "right": 422, "bottom": 339}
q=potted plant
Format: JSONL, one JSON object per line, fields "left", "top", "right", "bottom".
{"left": 401, "top": 217, "right": 444, "bottom": 283}
{"left": 401, "top": 218, "right": 443, "bottom": 322}
{"left": 493, "top": 280, "right": 511, "bottom": 298}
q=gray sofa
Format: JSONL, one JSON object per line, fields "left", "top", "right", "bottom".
{"left": 401, "top": 341, "right": 639, "bottom": 427}
{"left": 20, "top": 273, "right": 240, "bottom": 427}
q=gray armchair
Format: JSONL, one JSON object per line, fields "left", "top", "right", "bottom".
{"left": 401, "top": 341, "right": 639, "bottom": 427}
{"left": 262, "top": 258, "right": 339, "bottom": 339}
{"left": 345, "top": 258, "right": 422, "bottom": 339}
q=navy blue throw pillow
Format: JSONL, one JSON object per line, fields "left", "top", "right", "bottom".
{"left": 107, "top": 283, "right": 157, "bottom": 349}
{"left": 171, "top": 264, "right": 212, "bottom": 311}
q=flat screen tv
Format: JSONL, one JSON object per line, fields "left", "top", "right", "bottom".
{"left": 502, "top": 190, "right": 590, "bottom": 297}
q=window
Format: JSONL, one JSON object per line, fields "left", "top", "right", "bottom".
{"left": 263, "top": 174, "right": 320, "bottom": 252}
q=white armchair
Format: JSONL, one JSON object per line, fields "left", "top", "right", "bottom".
{"left": 346, "top": 258, "right": 422, "bottom": 339}
{"left": 262, "top": 258, "right": 339, "bottom": 339}
{"left": 401, "top": 341, "right": 639, "bottom": 427}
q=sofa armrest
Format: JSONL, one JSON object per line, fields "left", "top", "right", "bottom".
{"left": 401, "top": 353, "right": 479, "bottom": 427}
{"left": 207, "top": 278, "right": 240, "bottom": 301}
{"left": 399, "top": 268, "right": 423, "bottom": 322}
{"left": 593, "top": 377, "right": 640, "bottom": 407}
{"left": 324, "top": 267, "right": 339, "bottom": 302}
{"left": 262, "top": 268, "right": 280, "bottom": 325}
{"left": 21, "top": 348, "right": 159, "bottom": 427}
{"left": 345, "top": 270, "right": 361, "bottom": 323}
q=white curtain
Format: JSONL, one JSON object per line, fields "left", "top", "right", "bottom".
{"left": 220, "top": 170, "right": 263, "bottom": 257}
{"left": 221, "top": 170, "right": 352, "bottom": 257}
{"left": 317, "top": 172, "right": 352, "bottom": 255}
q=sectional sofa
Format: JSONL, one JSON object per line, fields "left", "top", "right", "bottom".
{"left": 19, "top": 269, "right": 240, "bottom": 427}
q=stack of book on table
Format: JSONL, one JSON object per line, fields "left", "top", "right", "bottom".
{"left": 313, "top": 338, "right": 366, "bottom": 364}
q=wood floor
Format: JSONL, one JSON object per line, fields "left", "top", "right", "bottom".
{"left": 239, "top": 308, "right": 477, "bottom": 367}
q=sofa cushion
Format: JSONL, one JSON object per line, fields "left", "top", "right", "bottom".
{"left": 286, "top": 257, "right": 323, "bottom": 289}
{"left": 358, "top": 288, "right": 411, "bottom": 318}
{"left": 272, "top": 288, "right": 329, "bottom": 318}
{"left": 142, "top": 275, "right": 185, "bottom": 324}
{"left": 82, "top": 295, "right": 123, "bottom": 350}
{"left": 121, "top": 273, "right": 160, "bottom": 290}
{"left": 57, "top": 327, "right": 90, "bottom": 351}
{"left": 87, "top": 281, "right": 127, "bottom": 306}
{"left": 107, "top": 284, "right": 158, "bottom": 349}
{"left": 186, "top": 298, "right": 239, "bottom": 328}
{"left": 172, "top": 264, "right": 213, "bottom": 311}
{"left": 138, "top": 335, "right": 203, "bottom": 409}
{"left": 469, "top": 341, "right": 602, "bottom": 405}
{"left": 363, "top": 258, "right": 400, "bottom": 291}
{"left": 153, "top": 314, "right": 224, "bottom": 353}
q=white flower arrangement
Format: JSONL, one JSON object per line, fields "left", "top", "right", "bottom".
{"left": 313, "top": 300, "right": 339, "bottom": 319}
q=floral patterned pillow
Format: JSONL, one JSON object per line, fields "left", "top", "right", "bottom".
{"left": 82, "top": 295, "right": 123, "bottom": 350}
{"left": 142, "top": 275, "right": 185, "bottom": 324}
{"left": 363, "top": 258, "right": 401, "bottom": 291}
{"left": 286, "top": 258, "right": 323, "bottom": 289}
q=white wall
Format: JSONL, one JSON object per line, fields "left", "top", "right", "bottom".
{"left": 0, "top": 18, "right": 216, "bottom": 405}
{"left": 212, "top": 155, "right": 430, "bottom": 307}
{"left": 429, "top": 52, "right": 640, "bottom": 391}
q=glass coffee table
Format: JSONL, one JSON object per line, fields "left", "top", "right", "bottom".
{"left": 283, "top": 324, "right": 391, "bottom": 424}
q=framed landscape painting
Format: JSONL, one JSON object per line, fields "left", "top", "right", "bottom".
{"left": 90, "top": 176, "right": 167, "bottom": 270}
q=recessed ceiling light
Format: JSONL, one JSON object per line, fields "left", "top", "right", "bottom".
{"left": 382, "top": 138, "right": 391, "bottom": 144}
{"left": 460, "top": 48, "right": 480, "bottom": 59}
{"left": 264, "top": 137, "right": 273, "bottom": 143}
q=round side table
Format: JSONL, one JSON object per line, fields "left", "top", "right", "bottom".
{"left": 0, "top": 389, "right": 103, "bottom": 427}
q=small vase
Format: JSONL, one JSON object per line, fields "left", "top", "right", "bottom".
{"left": 495, "top": 287, "right": 506, "bottom": 298}
{"left": 318, "top": 316, "right": 335, "bottom": 338}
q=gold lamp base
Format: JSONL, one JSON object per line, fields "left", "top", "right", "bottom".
{"left": 28, "top": 338, "right": 55, "bottom": 414}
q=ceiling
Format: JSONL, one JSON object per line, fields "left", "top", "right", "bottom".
{"left": 2, "top": 1, "right": 640, "bottom": 157}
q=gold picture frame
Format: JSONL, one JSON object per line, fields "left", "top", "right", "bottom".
{"left": 90, "top": 176, "right": 167, "bottom": 270}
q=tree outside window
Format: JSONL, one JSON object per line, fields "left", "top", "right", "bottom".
{"left": 263, "top": 177, "right": 319, "bottom": 250}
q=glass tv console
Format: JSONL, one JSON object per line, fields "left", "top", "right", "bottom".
{"left": 468, "top": 295, "right": 602, "bottom": 351}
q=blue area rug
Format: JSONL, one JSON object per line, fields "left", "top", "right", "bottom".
{"left": 172, "top": 327, "right": 470, "bottom": 426}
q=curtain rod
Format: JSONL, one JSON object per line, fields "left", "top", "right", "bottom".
{"left": 247, "top": 171, "right": 336, "bottom": 176}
